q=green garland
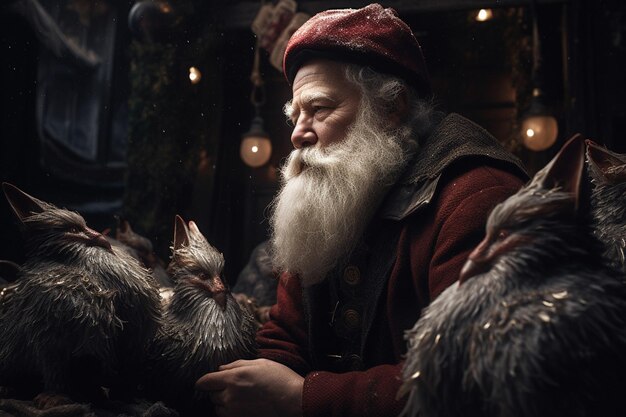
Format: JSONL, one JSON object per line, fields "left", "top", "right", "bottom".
{"left": 124, "top": 3, "right": 219, "bottom": 259}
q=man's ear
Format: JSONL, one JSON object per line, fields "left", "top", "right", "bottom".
{"left": 388, "top": 89, "right": 409, "bottom": 128}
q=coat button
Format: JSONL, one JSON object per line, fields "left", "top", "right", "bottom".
{"left": 346, "top": 354, "right": 364, "bottom": 371}
{"left": 343, "top": 266, "right": 360, "bottom": 286}
{"left": 343, "top": 309, "right": 360, "bottom": 329}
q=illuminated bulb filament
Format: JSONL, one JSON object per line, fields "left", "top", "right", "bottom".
{"left": 251, "top": 145, "right": 259, "bottom": 153}
{"left": 526, "top": 128, "right": 535, "bottom": 138}
{"left": 476, "top": 9, "right": 493, "bottom": 22}
{"left": 189, "top": 66, "right": 202, "bottom": 84}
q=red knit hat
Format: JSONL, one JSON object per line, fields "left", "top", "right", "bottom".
{"left": 283, "top": 3, "right": 432, "bottom": 96}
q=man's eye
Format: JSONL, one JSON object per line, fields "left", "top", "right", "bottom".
{"left": 313, "top": 106, "right": 332, "bottom": 118}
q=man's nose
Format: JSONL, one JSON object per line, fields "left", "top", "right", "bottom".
{"left": 291, "top": 115, "right": 318, "bottom": 149}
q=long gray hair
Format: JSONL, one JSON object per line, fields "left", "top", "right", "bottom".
{"left": 343, "top": 64, "right": 442, "bottom": 148}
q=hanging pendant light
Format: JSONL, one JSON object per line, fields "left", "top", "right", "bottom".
{"left": 520, "top": 0, "right": 558, "bottom": 152}
{"left": 241, "top": 105, "right": 272, "bottom": 168}
{"left": 522, "top": 88, "right": 559, "bottom": 151}
{"left": 240, "top": 40, "right": 272, "bottom": 168}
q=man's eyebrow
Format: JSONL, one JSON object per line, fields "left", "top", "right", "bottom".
{"left": 299, "top": 91, "right": 335, "bottom": 106}
{"left": 285, "top": 91, "right": 337, "bottom": 121}
{"left": 286, "top": 92, "right": 336, "bottom": 118}
{"left": 283, "top": 100, "right": 294, "bottom": 119}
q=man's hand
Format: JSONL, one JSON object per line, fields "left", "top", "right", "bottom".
{"left": 195, "top": 358, "right": 304, "bottom": 417}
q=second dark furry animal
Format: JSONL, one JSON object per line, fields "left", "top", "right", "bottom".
{"left": 0, "top": 183, "right": 161, "bottom": 404}
{"left": 586, "top": 139, "right": 626, "bottom": 273}
{"left": 143, "top": 216, "right": 257, "bottom": 414}
{"left": 104, "top": 217, "right": 173, "bottom": 288}
{"left": 400, "top": 136, "right": 626, "bottom": 417}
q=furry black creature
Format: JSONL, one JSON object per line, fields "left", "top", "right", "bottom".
{"left": 400, "top": 136, "right": 626, "bottom": 417}
{"left": 143, "top": 215, "right": 257, "bottom": 415}
{"left": 586, "top": 139, "right": 626, "bottom": 273}
{"left": 104, "top": 217, "right": 173, "bottom": 289}
{"left": 233, "top": 240, "right": 277, "bottom": 307}
{"left": 0, "top": 183, "right": 162, "bottom": 405}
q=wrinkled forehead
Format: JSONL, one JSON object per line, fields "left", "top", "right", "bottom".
{"left": 292, "top": 58, "right": 349, "bottom": 89}
{"left": 289, "top": 59, "right": 360, "bottom": 110}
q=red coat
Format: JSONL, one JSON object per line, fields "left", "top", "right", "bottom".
{"left": 257, "top": 114, "right": 528, "bottom": 416}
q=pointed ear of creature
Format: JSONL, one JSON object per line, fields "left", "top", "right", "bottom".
{"left": 118, "top": 216, "right": 131, "bottom": 234}
{"left": 115, "top": 216, "right": 130, "bottom": 241}
{"left": 173, "top": 215, "right": 190, "bottom": 251}
{"left": 2, "top": 182, "right": 47, "bottom": 223}
{"left": 187, "top": 220, "right": 207, "bottom": 244}
{"left": 188, "top": 220, "right": 201, "bottom": 234}
{"left": 540, "top": 134, "right": 586, "bottom": 211}
{"left": 586, "top": 139, "right": 626, "bottom": 184}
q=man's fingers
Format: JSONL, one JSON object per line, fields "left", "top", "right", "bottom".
{"left": 195, "top": 371, "right": 227, "bottom": 391}
{"left": 218, "top": 359, "right": 253, "bottom": 370}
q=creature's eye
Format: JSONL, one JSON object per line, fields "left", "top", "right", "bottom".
{"left": 68, "top": 226, "right": 81, "bottom": 234}
{"left": 195, "top": 271, "right": 209, "bottom": 280}
{"left": 496, "top": 230, "right": 509, "bottom": 241}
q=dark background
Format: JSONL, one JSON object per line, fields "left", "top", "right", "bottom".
{"left": 1, "top": 0, "right": 625, "bottom": 283}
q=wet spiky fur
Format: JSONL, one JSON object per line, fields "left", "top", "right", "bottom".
{"left": 586, "top": 140, "right": 626, "bottom": 272}
{"left": 0, "top": 183, "right": 161, "bottom": 401}
{"left": 400, "top": 137, "right": 626, "bottom": 417}
{"left": 144, "top": 216, "right": 257, "bottom": 412}
{"left": 105, "top": 217, "right": 173, "bottom": 288}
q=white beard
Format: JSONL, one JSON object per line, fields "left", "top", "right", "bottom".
{"left": 269, "top": 106, "right": 413, "bottom": 286}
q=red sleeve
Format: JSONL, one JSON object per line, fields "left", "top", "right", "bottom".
{"left": 256, "top": 273, "right": 311, "bottom": 376}
{"left": 303, "top": 365, "right": 405, "bottom": 417}
{"left": 425, "top": 165, "right": 526, "bottom": 298}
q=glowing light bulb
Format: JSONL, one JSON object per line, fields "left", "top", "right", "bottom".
{"left": 476, "top": 9, "right": 493, "bottom": 22}
{"left": 188, "top": 66, "right": 201, "bottom": 84}
{"left": 240, "top": 136, "right": 272, "bottom": 167}
{"left": 522, "top": 116, "right": 558, "bottom": 151}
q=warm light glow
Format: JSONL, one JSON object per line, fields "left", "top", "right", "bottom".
{"left": 476, "top": 9, "right": 493, "bottom": 22}
{"left": 522, "top": 115, "right": 558, "bottom": 151}
{"left": 188, "top": 66, "right": 201, "bottom": 84}
{"left": 241, "top": 136, "right": 272, "bottom": 167}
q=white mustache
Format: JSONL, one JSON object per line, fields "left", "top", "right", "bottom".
{"left": 283, "top": 145, "right": 346, "bottom": 180}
